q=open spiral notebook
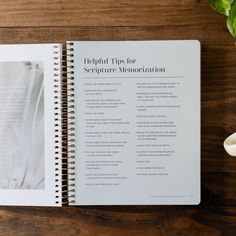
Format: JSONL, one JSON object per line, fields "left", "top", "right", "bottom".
{"left": 0, "top": 41, "right": 200, "bottom": 206}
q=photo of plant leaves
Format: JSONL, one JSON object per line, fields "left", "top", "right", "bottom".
{"left": 0, "top": 61, "right": 45, "bottom": 189}
{"left": 209, "top": 0, "right": 236, "bottom": 39}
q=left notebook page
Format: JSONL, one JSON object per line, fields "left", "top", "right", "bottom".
{"left": 0, "top": 44, "right": 62, "bottom": 206}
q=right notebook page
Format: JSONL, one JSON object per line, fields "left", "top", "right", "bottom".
{"left": 68, "top": 40, "right": 200, "bottom": 205}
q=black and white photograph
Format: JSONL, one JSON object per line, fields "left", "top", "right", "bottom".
{"left": 0, "top": 61, "right": 45, "bottom": 189}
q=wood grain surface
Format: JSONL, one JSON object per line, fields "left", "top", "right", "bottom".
{"left": 0, "top": 0, "right": 236, "bottom": 235}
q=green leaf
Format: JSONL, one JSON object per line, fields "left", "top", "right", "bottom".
{"left": 209, "top": 0, "right": 234, "bottom": 16}
{"left": 227, "top": 0, "right": 236, "bottom": 39}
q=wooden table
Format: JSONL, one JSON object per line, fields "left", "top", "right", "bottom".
{"left": 0, "top": 0, "right": 235, "bottom": 235}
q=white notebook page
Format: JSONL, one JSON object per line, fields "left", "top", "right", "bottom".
{"left": 0, "top": 44, "right": 61, "bottom": 206}
{"left": 72, "top": 40, "right": 200, "bottom": 205}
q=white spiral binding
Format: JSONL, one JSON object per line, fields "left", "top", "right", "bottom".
{"left": 67, "top": 42, "right": 76, "bottom": 205}
{"left": 53, "top": 44, "right": 62, "bottom": 206}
